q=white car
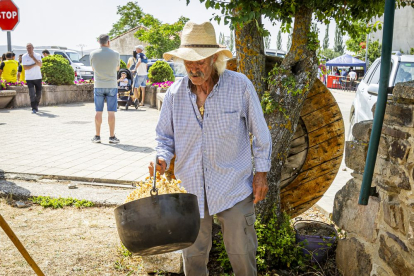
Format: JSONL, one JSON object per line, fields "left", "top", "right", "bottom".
{"left": 34, "top": 46, "right": 94, "bottom": 80}
{"left": 349, "top": 54, "right": 414, "bottom": 140}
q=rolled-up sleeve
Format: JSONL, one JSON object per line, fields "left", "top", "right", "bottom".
{"left": 244, "top": 81, "right": 272, "bottom": 172}
{"left": 155, "top": 89, "right": 175, "bottom": 169}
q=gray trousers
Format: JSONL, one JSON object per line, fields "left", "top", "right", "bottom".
{"left": 182, "top": 193, "right": 258, "bottom": 276}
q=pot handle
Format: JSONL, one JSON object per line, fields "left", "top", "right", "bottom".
{"left": 151, "top": 155, "right": 159, "bottom": 196}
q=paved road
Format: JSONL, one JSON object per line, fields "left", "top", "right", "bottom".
{"left": 0, "top": 89, "right": 356, "bottom": 214}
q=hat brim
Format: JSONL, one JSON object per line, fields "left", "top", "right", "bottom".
{"left": 163, "top": 47, "right": 233, "bottom": 61}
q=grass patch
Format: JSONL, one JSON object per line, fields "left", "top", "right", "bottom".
{"left": 29, "top": 196, "right": 94, "bottom": 209}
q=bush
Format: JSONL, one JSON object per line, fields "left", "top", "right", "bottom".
{"left": 148, "top": 60, "right": 175, "bottom": 83}
{"left": 41, "top": 55, "right": 74, "bottom": 85}
{"left": 120, "top": 59, "right": 127, "bottom": 69}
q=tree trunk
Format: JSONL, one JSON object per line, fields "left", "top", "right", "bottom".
{"left": 234, "top": 16, "right": 266, "bottom": 98}
{"left": 255, "top": 6, "right": 318, "bottom": 223}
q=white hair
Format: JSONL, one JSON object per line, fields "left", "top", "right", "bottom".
{"left": 174, "top": 52, "right": 229, "bottom": 76}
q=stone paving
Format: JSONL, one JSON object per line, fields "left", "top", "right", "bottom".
{"left": 0, "top": 103, "right": 159, "bottom": 183}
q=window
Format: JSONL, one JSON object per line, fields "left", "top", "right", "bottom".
{"left": 54, "top": 51, "right": 69, "bottom": 62}
{"left": 65, "top": 52, "right": 81, "bottom": 63}
{"left": 363, "top": 61, "right": 379, "bottom": 83}
{"left": 368, "top": 61, "right": 393, "bottom": 85}
{"left": 394, "top": 62, "right": 414, "bottom": 85}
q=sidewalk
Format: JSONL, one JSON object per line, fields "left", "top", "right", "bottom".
{"left": 0, "top": 103, "right": 159, "bottom": 183}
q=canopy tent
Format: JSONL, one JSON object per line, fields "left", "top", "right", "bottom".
{"left": 326, "top": 54, "right": 367, "bottom": 72}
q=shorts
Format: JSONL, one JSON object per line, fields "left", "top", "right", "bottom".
{"left": 134, "top": 75, "right": 147, "bottom": 88}
{"left": 94, "top": 88, "right": 118, "bottom": 112}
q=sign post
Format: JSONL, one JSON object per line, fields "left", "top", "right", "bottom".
{"left": 0, "top": 0, "right": 20, "bottom": 52}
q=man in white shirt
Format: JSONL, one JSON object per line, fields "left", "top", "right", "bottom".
{"left": 348, "top": 68, "right": 357, "bottom": 81}
{"left": 22, "top": 43, "right": 43, "bottom": 113}
{"left": 134, "top": 45, "right": 148, "bottom": 106}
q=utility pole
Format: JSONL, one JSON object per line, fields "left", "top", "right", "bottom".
{"left": 76, "top": 44, "right": 87, "bottom": 57}
{"left": 7, "top": 31, "right": 11, "bottom": 51}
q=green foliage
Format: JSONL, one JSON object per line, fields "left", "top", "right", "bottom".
{"left": 187, "top": 0, "right": 396, "bottom": 41}
{"left": 148, "top": 60, "right": 175, "bottom": 83}
{"left": 108, "top": 1, "right": 144, "bottom": 39}
{"left": 214, "top": 211, "right": 305, "bottom": 272}
{"left": 411, "top": 48, "right": 414, "bottom": 55}
{"left": 318, "top": 48, "right": 342, "bottom": 61}
{"left": 30, "top": 196, "right": 94, "bottom": 209}
{"left": 333, "top": 25, "right": 344, "bottom": 55}
{"left": 264, "top": 35, "right": 271, "bottom": 50}
{"left": 276, "top": 29, "right": 282, "bottom": 51}
{"left": 229, "top": 30, "right": 235, "bottom": 53}
{"left": 286, "top": 29, "right": 292, "bottom": 52}
{"left": 120, "top": 59, "right": 127, "bottom": 69}
{"left": 135, "top": 15, "right": 189, "bottom": 59}
{"left": 346, "top": 37, "right": 382, "bottom": 64}
{"left": 307, "top": 23, "right": 320, "bottom": 52}
{"left": 323, "top": 24, "right": 329, "bottom": 50}
{"left": 41, "top": 55, "right": 74, "bottom": 85}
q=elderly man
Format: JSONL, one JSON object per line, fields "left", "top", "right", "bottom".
{"left": 149, "top": 21, "right": 272, "bottom": 275}
{"left": 22, "top": 43, "right": 43, "bottom": 113}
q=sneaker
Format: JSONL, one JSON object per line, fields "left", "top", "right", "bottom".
{"left": 91, "top": 135, "right": 101, "bottom": 143}
{"left": 109, "top": 136, "right": 120, "bottom": 144}
{"left": 32, "top": 109, "right": 37, "bottom": 114}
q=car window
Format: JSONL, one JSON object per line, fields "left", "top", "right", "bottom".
{"left": 368, "top": 61, "right": 393, "bottom": 85}
{"left": 394, "top": 62, "right": 414, "bottom": 85}
{"left": 65, "top": 52, "right": 81, "bottom": 63}
{"left": 55, "top": 51, "right": 69, "bottom": 61}
{"left": 363, "top": 61, "right": 379, "bottom": 83}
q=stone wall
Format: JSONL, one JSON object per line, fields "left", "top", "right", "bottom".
{"left": 110, "top": 26, "right": 149, "bottom": 56}
{"left": 333, "top": 81, "right": 414, "bottom": 275}
{"left": 8, "top": 84, "right": 94, "bottom": 108}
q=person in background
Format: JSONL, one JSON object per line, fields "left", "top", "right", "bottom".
{"left": 127, "top": 49, "right": 139, "bottom": 104}
{"left": 134, "top": 45, "right": 148, "bottom": 106}
{"left": 42, "top": 50, "right": 50, "bottom": 58}
{"left": 334, "top": 67, "right": 340, "bottom": 76}
{"left": 0, "top": 52, "right": 19, "bottom": 83}
{"left": 1, "top": 53, "right": 6, "bottom": 62}
{"left": 90, "top": 34, "right": 120, "bottom": 144}
{"left": 348, "top": 68, "right": 357, "bottom": 81}
{"left": 117, "top": 71, "right": 131, "bottom": 89}
{"left": 17, "top": 54, "right": 25, "bottom": 82}
{"left": 22, "top": 43, "right": 43, "bottom": 113}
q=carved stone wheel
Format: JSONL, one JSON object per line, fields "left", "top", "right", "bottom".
{"left": 227, "top": 58, "right": 345, "bottom": 218}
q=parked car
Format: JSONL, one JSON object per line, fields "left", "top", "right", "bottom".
{"left": 348, "top": 54, "right": 414, "bottom": 140}
{"left": 34, "top": 46, "right": 94, "bottom": 80}
{"left": 146, "top": 60, "right": 187, "bottom": 78}
{"left": 265, "top": 49, "right": 287, "bottom": 58}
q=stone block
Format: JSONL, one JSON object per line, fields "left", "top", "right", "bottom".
{"left": 141, "top": 250, "right": 183, "bottom": 274}
{"left": 0, "top": 90, "right": 16, "bottom": 109}
{"left": 373, "top": 159, "right": 411, "bottom": 192}
{"left": 336, "top": 237, "right": 372, "bottom": 276}
{"left": 378, "top": 234, "right": 414, "bottom": 276}
{"left": 382, "top": 201, "right": 406, "bottom": 234}
{"left": 332, "top": 178, "right": 380, "bottom": 242}
{"left": 408, "top": 214, "right": 414, "bottom": 247}
{"left": 381, "top": 126, "right": 411, "bottom": 140}
{"left": 345, "top": 141, "right": 368, "bottom": 173}
{"left": 352, "top": 120, "right": 373, "bottom": 142}
{"left": 389, "top": 139, "right": 410, "bottom": 164}
{"left": 377, "top": 136, "right": 390, "bottom": 160}
{"left": 383, "top": 103, "right": 414, "bottom": 128}
{"left": 371, "top": 264, "right": 391, "bottom": 276}
{"left": 393, "top": 80, "right": 414, "bottom": 102}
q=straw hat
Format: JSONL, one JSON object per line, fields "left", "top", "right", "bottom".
{"left": 163, "top": 21, "right": 233, "bottom": 61}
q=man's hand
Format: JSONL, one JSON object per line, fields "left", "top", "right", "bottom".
{"left": 148, "top": 157, "right": 167, "bottom": 177}
{"left": 252, "top": 172, "right": 268, "bottom": 204}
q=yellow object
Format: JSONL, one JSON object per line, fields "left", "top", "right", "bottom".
{"left": 19, "top": 64, "right": 25, "bottom": 82}
{"left": 125, "top": 173, "right": 186, "bottom": 203}
{"left": 1, "top": 60, "right": 18, "bottom": 83}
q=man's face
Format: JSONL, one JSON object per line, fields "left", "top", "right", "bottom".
{"left": 26, "top": 44, "right": 34, "bottom": 54}
{"left": 136, "top": 48, "right": 142, "bottom": 53}
{"left": 184, "top": 56, "right": 216, "bottom": 86}
{"left": 43, "top": 53, "right": 49, "bottom": 57}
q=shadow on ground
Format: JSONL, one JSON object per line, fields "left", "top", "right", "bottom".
{"left": 34, "top": 110, "right": 59, "bottom": 118}
{"left": 103, "top": 143, "right": 155, "bottom": 153}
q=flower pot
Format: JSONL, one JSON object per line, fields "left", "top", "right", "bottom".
{"left": 294, "top": 219, "right": 338, "bottom": 263}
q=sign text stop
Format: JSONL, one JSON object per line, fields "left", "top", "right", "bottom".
{"left": 0, "top": 0, "right": 19, "bottom": 31}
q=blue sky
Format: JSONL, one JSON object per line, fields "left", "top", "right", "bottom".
{"left": 0, "top": 0, "right": 339, "bottom": 54}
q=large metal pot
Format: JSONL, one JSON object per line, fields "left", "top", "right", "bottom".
{"left": 114, "top": 156, "right": 200, "bottom": 256}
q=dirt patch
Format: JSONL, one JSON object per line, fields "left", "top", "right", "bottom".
{"left": 0, "top": 198, "right": 145, "bottom": 276}
{"left": 296, "top": 222, "right": 337, "bottom": 237}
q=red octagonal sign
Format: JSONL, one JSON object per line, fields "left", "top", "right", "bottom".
{"left": 0, "top": 0, "right": 19, "bottom": 31}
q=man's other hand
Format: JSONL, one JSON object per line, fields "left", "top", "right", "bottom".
{"left": 148, "top": 157, "right": 167, "bottom": 177}
{"left": 252, "top": 172, "right": 268, "bottom": 204}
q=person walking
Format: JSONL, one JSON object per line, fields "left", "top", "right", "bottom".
{"left": 149, "top": 21, "right": 272, "bottom": 276}
{"left": 22, "top": 43, "right": 43, "bottom": 113}
{"left": 90, "top": 34, "right": 120, "bottom": 144}
{"left": 17, "top": 54, "right": 25, "bottom": 82}
{"left": 0, "top": 52, "right": 18, "bottom": 83}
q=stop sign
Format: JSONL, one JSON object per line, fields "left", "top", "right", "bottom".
{"left": 0, "top": 0, "right": 19, "bottom": 31}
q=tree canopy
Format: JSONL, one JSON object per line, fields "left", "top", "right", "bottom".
{"left": 108, "top": 1, "right": 144, "bottom": 39}
{"left": 134, "top": 15, "right": 189, "bottom": 59}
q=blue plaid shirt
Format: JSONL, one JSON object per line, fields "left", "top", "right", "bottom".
{"left": 156, "top": 70, "right": 272, "bottom": 217}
